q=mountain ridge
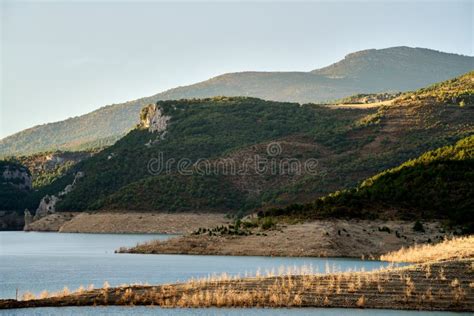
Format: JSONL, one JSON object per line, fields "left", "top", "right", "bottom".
{"left": 1, "top": 46, "right": 473, "bottom": 157}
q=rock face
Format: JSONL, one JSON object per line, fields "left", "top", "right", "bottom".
{"left": 58, "top": 171, "right": 84, "bottom": 197}
{"left": 24, "top": 209, "right": 33, "bottom": 227}
{"left": 140, "top": 104, "right": 171, "bottom": 133}
{"left": 33, "top": 195, "right": 60, "bottom": 220}
{"left": 140, "top": 104, "right": 171, "bottom": 147}
{"left": 1, "top": 164, "right": 32, "bottom": 190}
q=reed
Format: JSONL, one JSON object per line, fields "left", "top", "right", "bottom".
{"left": 13, "top": 258, "right": 473, "bottom": 312}
{"left": 381, "top": 236, "right": 474, "bottom": 263}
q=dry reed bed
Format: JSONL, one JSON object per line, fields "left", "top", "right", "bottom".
{"left": 1, "top": 259, "right": 473, "bottom": 311}
{"left": 381, "top": 235, "right": 474, "bottom": 263}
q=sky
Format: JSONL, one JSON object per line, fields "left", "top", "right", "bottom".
{"left": 1, "top": 0, "right": 472, "bottom": 139}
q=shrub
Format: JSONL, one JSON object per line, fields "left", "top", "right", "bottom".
{"left": 413, "top": 221, "right": 425, "bottom": 232}
{"left": 261, "top": 217, "right": 276, "bottom": 230}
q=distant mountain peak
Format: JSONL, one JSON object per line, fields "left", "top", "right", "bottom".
{"left": 322, "top": 46, "right": 470, "bottom": 66}
{"left": 312, "top": 46, "right": 473, "bottom": 85}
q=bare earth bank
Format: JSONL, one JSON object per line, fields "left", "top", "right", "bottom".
{"left": 25, "top": 212, "right": 230, "bottom": 234}
{"left": 121, "top": 220, "right": 447, "bottom": 258}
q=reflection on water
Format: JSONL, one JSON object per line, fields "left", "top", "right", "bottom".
{"left": 1, "top": 307, "right": 470, "bottom": 316}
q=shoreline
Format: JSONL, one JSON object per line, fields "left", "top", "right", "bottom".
{"left": 2, "top": 259, "right": 472, "bottom": 311}
{"left": 23, "top": 212, "right": 230, "bottom": 235}
{"left": 16, "top": 217, "right": 455, "bottom": 261}
{"left": 120, "top": 219, "right": 448, "bottom": 259}
{"left": 6, "top": 230, "right": 180, "bottom": 236}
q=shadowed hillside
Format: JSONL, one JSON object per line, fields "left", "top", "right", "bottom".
{"left": 1, "top": 47, "right": 472, "bottom": 156}
{"left": 264, "top": 135, "right": 474, "bottom": 232}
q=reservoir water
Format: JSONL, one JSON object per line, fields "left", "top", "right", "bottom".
{"left": 0, "top": 232, "right": 468, "bottom": 315}
{"left": 2, "top": 307, "right": 469, "bottom": 316}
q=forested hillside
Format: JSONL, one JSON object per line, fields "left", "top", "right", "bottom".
{"left": 264, "top": 135, "right": 474, "bottom": 232}
{"left": 48, "top": 74, "right": 474, "bottom": 214}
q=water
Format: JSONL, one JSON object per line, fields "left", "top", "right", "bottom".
{"left": 1, "top": 307, "right": 469, "bottom": 316}
{"left": 0, "top": 231, "right": 394, "bottom": 300}
{"left": 1, "top": 232, "right": 462, "bottom": 315}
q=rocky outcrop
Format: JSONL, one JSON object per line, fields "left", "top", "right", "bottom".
{"left": 140, "top": 104, "right": 171, "bottom": 133}
{"left": 1, "top": 164, "right": 32, "bottom": 190}
{"left": 140, "top": 104, "right": 171, "bottom": 147}
{"left": 24, "top": 209, "right": 33, "bottom": 227}
{"left": 33, "top": 195, "right": 60, "bottom": 220}
{"left": 58, "top": 171, "right": 84, "bottom": 197}
{"left": 25, "top": 171, "right": 84, "bottom": 228}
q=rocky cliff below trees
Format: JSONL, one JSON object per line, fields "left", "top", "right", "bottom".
{"left": 1, "top": 162, "right": 32, "bottom": 191}
{"left": 17, "top": 151, "right": 93, "bottom": 188}
{"left": 23, "top": 171, "right": 84, "bottom": 230}
{"left": 0, "top": 161, "right": 32, "bottom": 230}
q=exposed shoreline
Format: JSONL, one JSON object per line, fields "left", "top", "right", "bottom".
{"left": 23, "top": 212, "right": 230, "bottom": 235}
{"left": 20, "top": 215, "right": 453, "bottom": 260}
{"left": 120, "top": 219, "right": 448, "bottom": 259}
{"left": 2, "top": 259, "right": 472, "bottom": 311}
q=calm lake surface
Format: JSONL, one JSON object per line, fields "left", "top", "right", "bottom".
{"left": 0, "top": 232, "right": 466, "bottom": 315}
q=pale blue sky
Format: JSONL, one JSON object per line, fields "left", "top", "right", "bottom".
{"left": 1, "top": 0, "right": 472, "bottom": 138}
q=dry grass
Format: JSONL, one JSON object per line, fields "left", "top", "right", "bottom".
{"left": 20, "top": 292, "right": 35, "bottom": 301}
{"left": 381, "top": 235, "right": 474, "bottom": 263}
{"left": 20, "top": 284, "right": 93, "bottom": 302}
{"left": 8, "top": 259, "right": 472, "bottom": 312}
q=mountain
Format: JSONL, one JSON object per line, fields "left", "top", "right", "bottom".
{"left": 6, "top": 72, "right": 470, "bottom": 222}
{"left": 1, "top": 47, "right": 473, "bottom": 157}
{"left": 312, "top": 47, "right": 473, "bottom": 90}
